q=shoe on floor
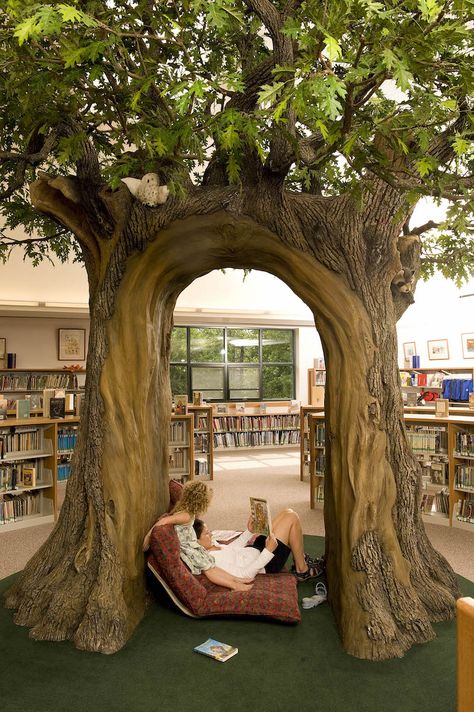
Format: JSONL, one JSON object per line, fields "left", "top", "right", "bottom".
{"left": 291, "top": 554, "right": 326, "bottom": 574}
{"left": 302, "top": 583, "right": 327, "bottom": 609}
{"left": 294, "top": 564, "right": 323, "bottom": 582}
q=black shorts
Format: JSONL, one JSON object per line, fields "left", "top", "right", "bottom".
{"left": 250, "top": 535, "right": 291, "bottom": 573}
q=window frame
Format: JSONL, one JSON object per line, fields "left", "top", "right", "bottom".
{"left": 170, "top": 326, "right": 296, "bottom": 402}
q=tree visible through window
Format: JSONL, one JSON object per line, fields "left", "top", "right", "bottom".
{"left": 170, "top": 326, "right": 295, "bottom": 401}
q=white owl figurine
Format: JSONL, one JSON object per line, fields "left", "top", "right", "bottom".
{"left": 121, "top": 173, "right": 169, "bottom": 206}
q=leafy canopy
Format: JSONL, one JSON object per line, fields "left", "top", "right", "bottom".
{"left": 0, "top": 0, "right": 473, "bottom": 282}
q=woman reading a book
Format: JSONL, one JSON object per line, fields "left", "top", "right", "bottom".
{"left": 193, "top": 509, "right": 324, "bottom": 582}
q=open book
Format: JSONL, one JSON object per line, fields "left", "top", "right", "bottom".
{"left": 249, "top": 496, "right": 272, "bottom": 536}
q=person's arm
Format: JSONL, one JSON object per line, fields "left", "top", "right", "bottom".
{"left": 157, "top": 511, "right": 192, "bottom": 527}
{"left": 142, "top": 511, "right": 191, "bottom": 551}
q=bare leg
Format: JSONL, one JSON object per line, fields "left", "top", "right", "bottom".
{"left": 204, "top": 566, "right": 254, "bottom": 591}
{"left": 271, "top": 509, "right": 308, "bottom": 573}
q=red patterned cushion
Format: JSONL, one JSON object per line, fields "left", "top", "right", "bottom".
{"left": 168, "top": 479, "right": 183, "bottom": 511}
{"left": 147, "top": 524, "right": 300, "bottom": 624}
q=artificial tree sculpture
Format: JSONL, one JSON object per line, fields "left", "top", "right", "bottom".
{"left": 0, "top": 1, "right": 473, "bottom": 659}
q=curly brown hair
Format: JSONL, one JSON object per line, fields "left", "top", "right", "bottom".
{"left": 171, "top": 480, "right": 212, "bottom": 517}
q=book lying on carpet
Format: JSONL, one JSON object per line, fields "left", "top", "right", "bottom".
{"left": 249, "top": 496, "right": 272, "bottom": 536}
{"left": 194, "top": 638, "right": 238, "bottom": 662}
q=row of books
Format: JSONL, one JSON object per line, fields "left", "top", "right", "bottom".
{"left": 0, "top": 463, "right": 44, "bottom": 491}
{"left": 454, "top": 431, "right": 474, "bottom": 457}
{"left": 195, "top": 416, "right": 209, "bottom": 431}
{"left": 420, "top": 461, "right": 448, "bottom": 486}
{"left": 58, "top": 463, "right": 72, "bottom": 481}
{"left": 194, "top": 459, "right": 209, "bottom": 476}
{"left": 170, "top": 421, "right": 189, "bottom": 444}
{"left": 314, "top": 483, "right": 324, "bottom": 502}
{"left": 314, "top": 425, "right": 325, "bottom": 447}
{"left": 213, "top": 429, "right": 300, "bottom": 448}
{"left": 455, "top": 465, "right": 474, "bottom": 491}
{"left": 456, "top": 498, "right": 474, "bottom": 523}
{"left": 169, "top": 448, "right": 187, "bottom": 470}
{"left": 0, "top": 373, "right": 78, "bottom": 390}
{"left": 194, "top": 434, "right": 209, "bottom": 452}
{"left": 421, "top": 489, "right": 449, "bottom": 515}
{"left": 212, "top": 415, "right": 299, "bottom": 431}
{"left": 58, "top": 427, "right": 79, "bottom": 451}
{"left": 406, "top": 427, "right": 448, "bottom": 455}
{"left": 0, "top": 490, "right": 42, "bottom": 524}
{"left": 314, "top": 454, "right": 326, "bottom": 474}
{"left": 0, "top": 427, "right": 42, "bottom": 455}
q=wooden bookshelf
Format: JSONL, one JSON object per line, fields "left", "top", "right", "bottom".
{"left": 0, "top": 416, "right": 81, "bottom": 531}
{"left": 0, "top": 367, "right": 85, "bottom": 416}
{"left": 300, "top": 405, "right": 325, "bottom": 482}
{"left": 212, "top": 404, "right": 300, "bottom": 451}
{"left": 169, "top": 414, "right": 194, "bottom": 482}
{"left": 302, "top": 411, "right": 474, "bottom": 528}
{"left": 188, "top": 405, "right": 214, "bottom": 480}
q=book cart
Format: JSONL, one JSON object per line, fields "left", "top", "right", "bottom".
{"left": 302, "top": 410, "right": 474, "bottom": 529}
{"left": 188, "top": 405, "right": 214, "bottom": 480}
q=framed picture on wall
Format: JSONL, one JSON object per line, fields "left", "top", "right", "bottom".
{"left": 403, "top": 342, "right": 416, "bottom": 360}
{"left": 58, "top": 328, "right": 86, "bottom": 361}
{"left": 427, "top": 338, "right": 449, "bottom": 361}
{"left": 461, "top": 333, "right": 474, "bottom": 359}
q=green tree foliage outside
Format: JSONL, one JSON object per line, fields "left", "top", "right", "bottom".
{"left": 170, "top": 326, "right": 295, "bottom": 399}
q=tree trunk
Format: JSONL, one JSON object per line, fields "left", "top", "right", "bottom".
{"left": 4, "top": 179, "right": 459, "bottom": 658}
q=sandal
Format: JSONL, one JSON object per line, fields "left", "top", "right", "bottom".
{"left": 302, "top": 582, "right": 328, "bottom": 609}
{"left": 294, "top": 564, "right": 323, "bottom": 582}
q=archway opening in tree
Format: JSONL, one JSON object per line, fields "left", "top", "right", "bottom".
{"left": 5, "top": 205, "right": 460, "bottom": 660}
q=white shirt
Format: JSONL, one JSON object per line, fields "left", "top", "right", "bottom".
{"left": 210, "top": 529, "right": 274, "bottom": 578}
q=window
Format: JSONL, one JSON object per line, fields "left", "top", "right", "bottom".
{"left": 170, "top": 326, "right": 295, "bottom": 401}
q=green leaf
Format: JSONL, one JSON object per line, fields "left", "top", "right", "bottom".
{"left": 258, "top": 82, "right": 285, "bottom": 107}
{"left": 14, "top": 16, "right": 39, "bottom": 45}
{"left": 452, "top": 135, "right": 471, "bottom": 157}
{"left": 324, "top": 35, "right": 342, "bottom": 62}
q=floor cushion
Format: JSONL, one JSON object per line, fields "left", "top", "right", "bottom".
{"left": 147, "top": 523, "right": 301, "bottom": 623}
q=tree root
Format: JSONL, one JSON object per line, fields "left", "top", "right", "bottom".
{"left": 350, "top": 530, "right": 436, "bottom": 659}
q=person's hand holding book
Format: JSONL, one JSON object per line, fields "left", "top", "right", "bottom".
{"left": 265, "top": 533, "right": 278, "bottom": 552}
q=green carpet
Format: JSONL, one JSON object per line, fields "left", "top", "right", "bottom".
{"left": 1, "top": 536, "right": 471, "bottom": 712}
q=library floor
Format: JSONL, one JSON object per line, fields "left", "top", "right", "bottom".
{"left": 1, "top": 447, "right": 473, "bottom": 581}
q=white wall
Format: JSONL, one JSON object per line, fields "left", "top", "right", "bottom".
{"left": 0, "top": 317, "right": 90, "bottom": 369}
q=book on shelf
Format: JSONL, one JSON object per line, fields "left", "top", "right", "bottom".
{"left": 65, "top": 393, "right": 75, "bottom": 411}
{"left": 49, "top": 397, "right": 66, "bottom": 419}
{"left": 469, "top": 393, "right": 474, "bottom": 410}
{"left": 235, "top": 402, "right": 246, "bottom": 413}
{"left": 22, "top": 464, "right": 37, "bottom": 488}
{"left": 192, "top": 391, "right": 203, "bottom": 406}
{"left": 15, "top": 398, "right": 31, "bottom": 419}
{"left": 259, "top": 402, "right": 267, "bottom": 413}
{"left": 42, "top": 388, "right": 56, "bottom": 418}
{"left": 194, "top": 638, "right": 238, "bottom": 662}
{"left": 249, "top": 496, "right": 272, "bottom": 536}
{"left": 0, "top": 395, "right": 7, "bottom": 420}
{"left": 174, "top": 394, "right": 188, "bottom": 415}
{"left": 216, "top": 403, "right": 227, "bottom": 414}
{"left": 435, "top": 398, "right": 449, "bottom": 417}
{"left": 29, "top": 393, "right": 41, "bottom": 411}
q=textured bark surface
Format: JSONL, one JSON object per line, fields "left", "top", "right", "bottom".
{"left": 4, "top": 175, "right": 460, "bottom": 658}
